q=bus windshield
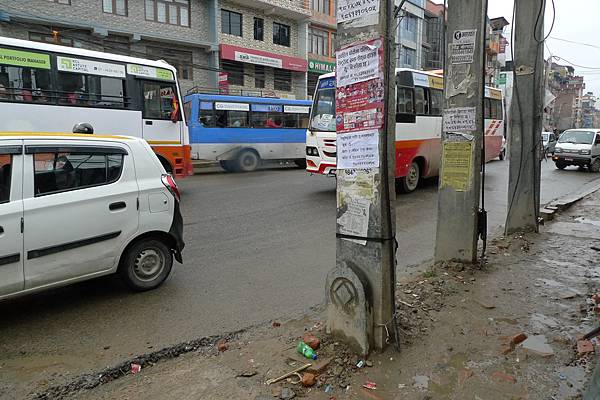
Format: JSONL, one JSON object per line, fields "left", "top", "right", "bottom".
{"left": 558, "top": 130, "right": 596, "bottom": 145}
{"left": 311, "top": 87, "right": 336, "bottom": 132}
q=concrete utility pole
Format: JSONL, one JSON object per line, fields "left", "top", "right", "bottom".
{"left": 325, "top": 0, "right": 397, "bottom": 354}
{"left": 505, "top": 0, "right": 544, "bottom": 234}
{"left": 435, "top": 0, "right": 488, "bottom": 263}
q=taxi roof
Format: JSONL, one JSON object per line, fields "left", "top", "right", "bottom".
{"left": 0, "top": 132, "right": 133, "bottom": 141}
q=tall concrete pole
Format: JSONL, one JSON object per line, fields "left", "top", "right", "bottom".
{"left": 326, "top": 0, "right": 397, "bottom": 354}
{"left": 435, "top": 0, "right": 487, "bottom": 264}
{"left": 505, "top": 0, "right": 544, "bottom": 234}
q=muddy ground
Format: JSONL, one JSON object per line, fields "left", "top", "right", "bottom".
{"left": 20, "top": 190, "right": 600, "bottom": 400}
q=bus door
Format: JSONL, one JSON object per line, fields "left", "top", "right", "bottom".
{"left": 141, "top": 80, "right": 183, "bottom": 146}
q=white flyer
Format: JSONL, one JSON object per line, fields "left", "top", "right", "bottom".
{"left": 337, "top": 0, "right": 380, "bottom": 24}
{"left": 443, "top": 107, "right": 477, "bottom": 132}
{"left": 450, "top": 29, "right": 477, "bottom": 65}
{"left": 337, "top": 129, "right": 380, "bottom": 169}
{"left": 337, "top": 197, "right": 371, "bottom": 246}
{"left": 336, "top": 39, "right": 381, "bottom": 87}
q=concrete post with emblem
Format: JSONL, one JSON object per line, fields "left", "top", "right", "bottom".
{"left": 505, "top": 0, "right": 544, "bottom": 234}
{"left": 326, "top": 0, "right": 397, "bottom": 354}
{"left": 434, "top": 0, "right": 488, "bottom": 263}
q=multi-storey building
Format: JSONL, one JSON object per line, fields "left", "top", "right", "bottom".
{"left": 217, "top": 0, "right": 310, "bottom": 99}
{"left": 548, "top": 63, "right": 585, "bottom": 131}
{"left": 581, "top": 92, "right": 597, "bottom": 128}
{"left": 487, "top": 17, "right": 508, "bottom": 86}
{"left": 396, "top": 0, "right": 425, "bottom": 69}
{"left": 0, "top": 0, "right": 219, "bottom": 94}
{"left": 422, "top": 0, "right": 444, "bottom": 71}
{"left": 306, "top": 0, "right": 335, "bottom": 97}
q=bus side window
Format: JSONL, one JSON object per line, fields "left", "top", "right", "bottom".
{"left": 298, "top": 113, "right": 309, "bottom": 129}
{"left": 494, "top": 99, "right": 503, "bottom": 120}
{"left": 199, "top": 101, "right": 215, "bottom": 127}
{"left": 414, "top": 87, "right": 428, "bottom": 115}
{"left": 228, "top": 111, "right": 249, "bottom": 128}
{"left": 283, "top": 113, "right": 298, "bottom": 128}
{"left": 142, "top": 81, "right": 177, "bottom": 120}
{"left": 397, "top": 87, "right": 414, "bottom": 114}
{"left": 0, "top": 66, "right": 53, "bottom": 103}
{"left": 429, "top": 89, "right": 443, "bottom": 116}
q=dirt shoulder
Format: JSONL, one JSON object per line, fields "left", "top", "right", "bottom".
{"left": 32, "top": 192, "right": 600, "bottom": 400}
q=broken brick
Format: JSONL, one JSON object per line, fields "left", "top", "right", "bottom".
{"left": 510, "top": 333, "right": 528, "bottom": 347}
{"left": 301, "top": 372, "right": 316, "bottom": 387}
{"left": 457, "top": 368, "right": 474, "bottom": 385}
{"left": 490, "top": 371, "right": 516, "bottom": 384}
{"left": 307, "top": 357, "right": 332, "bottom": 375}
{"left": 303, "top": 333, "right": 320, "bottom": 350}
{"left": 592, "top": 294, "right": 600, "bottom": 304}
{"left": 272, "top": 321, "right": 281, "bottom": 327}
{"left": 216, "top": 339, "right": 228, "bottom": 352}
{"left": 577, "top": 340, "right": 594, "bottom": 355}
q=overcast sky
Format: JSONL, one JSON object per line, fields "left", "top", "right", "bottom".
{"left": 432, "top": 0, "right": 600, "bottom": 97}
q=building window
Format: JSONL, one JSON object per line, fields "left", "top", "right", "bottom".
{"left": 273, "top": 22, "right": 291, "bottom": 47}
{"left": 309, "top": 28, "right": 329, "bottom": 56}
{"left": 400, "top": 46, "right": 416, "bottom": 68}
{"left": 254, "top": 17, "right": 264, "bottom": 41}
{"left": 222, "top": 9, "right": 242, "bottom": 36}
{"left": 147, "top": 47, "right": 193, "bottom": 80}
{"left": 145, "top": 0, "right": 190, "bottom": 27}
{"left": 29, "top": 32, "right": 78, "bottom": 47}
{"left": 274, "top": 69, "right": 292, "bottom": 92}
{"left": 103, "top": 0, "right": 127, "bottom": 16}
{"left": 401, "top": 13, "right": 418, "bottom": 43}
{"left": 254, "top": 65, "right": 265, "bottom": 89}
{"left": 221, "top": 60, "right": 244, "bottom": 86}
{"left": 311, "top": 0, "right": 331, "bottom": 15}
{"left": 48, "top": 0, "right": 71, "bottom": 4}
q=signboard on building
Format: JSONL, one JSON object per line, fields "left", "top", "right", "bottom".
{"left": 218, "top": 72, "right": 229, "bottom": 94}
{"left": 308, "top": 59, "right": 336, "bottom": 74}
{"left": 220, "top": 44, "right": 308, "bottom": 72}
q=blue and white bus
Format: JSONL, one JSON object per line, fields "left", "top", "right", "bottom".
{"left": 184, "top": 94, "right": 311, "bottom": 172}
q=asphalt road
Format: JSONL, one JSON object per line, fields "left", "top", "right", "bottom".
{"left": 1, "top": 158, "right": 599, "bottom": 397}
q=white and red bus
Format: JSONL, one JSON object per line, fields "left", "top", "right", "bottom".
{"left": 0, "top": 37, "right": 192, "bottom": 178}
{"left": 306, "top": 69, "right": 505, "bottom": 192}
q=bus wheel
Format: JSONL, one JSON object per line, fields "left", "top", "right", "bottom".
{"left": 397, "top": 161, "right": 420, "bottom": 193}
{"left": 236, "top": 150, "right": 260, "bottom": 172}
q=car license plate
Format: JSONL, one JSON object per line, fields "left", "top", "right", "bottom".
{"left": 565, "top": 158, "right": 573, "bottom": 161}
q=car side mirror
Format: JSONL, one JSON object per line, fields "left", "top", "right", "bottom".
{"left": 72, "top": 122, "right": 94, "bottom": 134}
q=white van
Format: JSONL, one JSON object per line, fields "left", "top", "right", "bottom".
{"left": 0, "top": 133, "right": 184, "bottom": 300}
{"left": 552, "top": 129, "right": 600, "bottom": 171}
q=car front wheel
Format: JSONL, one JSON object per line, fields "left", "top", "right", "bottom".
{"left": 555, "top": 161, "right": 567, "bottom": 170}
{"left": 119, "top": 238, "right": 173, "bottom": 291}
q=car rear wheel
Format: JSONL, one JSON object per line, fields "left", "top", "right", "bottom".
{"left": 119, "top": 238, "right": 173, "bottom": 292}
{"left": 555, "top": 161, "right": 567, "bottom": 170}
{"left": 590, "top": 158, "right": 600, "bottom": 173}
{"left": 397, "top": 161, "right": 420, "bottom": 193}
{"left": 236, "top": 150, "right": 260, "bottom": 172}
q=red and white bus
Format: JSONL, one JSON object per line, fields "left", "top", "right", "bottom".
{"left": 0, "top": 37, "right": 192, "bottom": 178}
{"left": 306, "top": 69, "right": 505, "bottom": 192}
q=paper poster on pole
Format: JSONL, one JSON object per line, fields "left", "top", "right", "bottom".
{"left": 337, "top": 197, "right": 371, "bottom": 245}
{"left": 336, "top": 38, "right": 383, "bottom": 88}
{"left": 337, "top": 0, "right": 380, "bottom": 24}
{"left": 450, "top": 29, "right": 477, "bottom": 65}
{"left": 336, "top": 79, "right": 384, "bottom": 133}
{"left": 337, "top": 169, "right": 377, "bottom": 199}
{"left": 443, "top": 107, "right": 476, "bottom": 132}
{"left": 337, "top": 129, "right": 380, "bottom": 169}
{"left": 440, "top": 141, "right": 473, "bottom": 192}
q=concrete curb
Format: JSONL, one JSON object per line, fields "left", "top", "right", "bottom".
{"left": 539, "top": 178, "right": 600, "bottom": 221}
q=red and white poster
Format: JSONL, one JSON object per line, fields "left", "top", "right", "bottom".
{"left": 335, "top": 37, "right": 385, "bottom": 133}
{"left": 218, "top": 72, "right": 229, "bottom": 94}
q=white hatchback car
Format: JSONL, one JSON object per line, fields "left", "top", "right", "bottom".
{"left": 0, "top": 133, "right": 184, "bottom": 300}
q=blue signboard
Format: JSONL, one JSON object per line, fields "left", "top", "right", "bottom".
{"left": 251, "top": 104, "right": 283, "bottom": 112}
{"left": 318, "top": 77, "right": 336, "bottom": 89}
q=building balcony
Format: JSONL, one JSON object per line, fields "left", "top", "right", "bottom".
{"left": 226, "top": 0, "right": 311, "bottom": 20}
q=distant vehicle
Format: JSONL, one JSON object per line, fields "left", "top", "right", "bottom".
{"left": 184, "top": 94, "right": 311, "bottom": 172}
{"left": 306, "top": 69, "right": 505, "bottom": 193}
{"left": 552, "top": 129, "right": 600, "bottom": 171}
{"left": 0, "top": 133, "right": 184, "bottom": 301}
{"left": 542, "top": 131, "right": 557, "bottom": 155}
{"left": 0, "top": 36, "right": 192, "bottom": 178}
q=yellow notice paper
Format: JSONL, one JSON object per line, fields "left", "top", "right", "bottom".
{"left": 441, "top": 141, "right": 473, "bottom": 192}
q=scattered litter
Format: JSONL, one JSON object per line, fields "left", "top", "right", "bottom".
{"left": 398, "top": 384, "right": 406, "bottom": 389}
{"left": 413, "top": 375, "right": 429, "bottom": 390}
{"left": 272, "top": 321, "right": 281, "bottom": 327}
{"left": 362, "top": 381, "right": 377, "bottom": 390}
{"left": 130, "top": 363, "right": 141, "bottom": 374}
{"left": 577, "top": 339, "right": 595, "bottom": 355}
{"left": 521, "top": 335, "right": 554, "bottom": 357}
{"left": 366, "top": 360, "right": 373, "bottom": 367}
{"left": 266, "top": 364, "right": 311, "bottom": 385}
{"left": 302, "top": 333, "right": 321, "bottom": 350}
{"left": 324, "top": 384, "right": 334, "bottom": 393}
{"left": 300, "top": 372, "right": 316, "bottom": 387}
{"left": 590, "top": 246, "right": 600, "bottom": 251}
{"left": 356, "top": 360, "right": 365, "bottom": 368}
{"left": 510, "top": 332, "right": 528, "bottom": 347}
{"left": 280, "top": 387, "right": 296, "bottom": 400}
{"left": 237, "top": 370, "right": 257, "bottom": 377}
{"left": 297, "top": 342, "right": 318, "bottom": 360}
{"left": 307, "top": 357, "right": 331, "bottom": 375}
{"left": 474, "top": 299, "right": 496, "bottom": 309}
{"left": 583, "top": 325, "right": 600, "bottom": 340}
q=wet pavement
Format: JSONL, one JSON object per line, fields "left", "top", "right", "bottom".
{"left": 2, "top": 159, "right": 600, "bottom": 399}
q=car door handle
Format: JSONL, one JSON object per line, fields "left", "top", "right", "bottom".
{"left": 109, "top": 201, "right": 126, "bottom": 211}
{"left": 145, "top": 121, "right": 153, "bottom": 125}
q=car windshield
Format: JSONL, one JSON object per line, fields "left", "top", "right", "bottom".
{"left": 310, "top": 87, "right": 336, "bottom": 132}
{"left": 558, "top": 130, "right": 596, "bottom": 145}
{"left": 542, "top": 133, "right": 548, "bottom": 141}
